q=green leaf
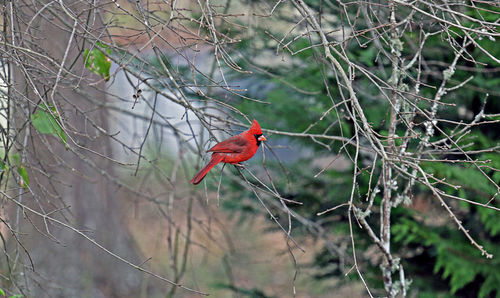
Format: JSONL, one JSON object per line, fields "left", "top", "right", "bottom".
{"left": 0, "top": 159, "right": 8, "bottom": 172}
{"left": 31, "top": 104, "right": 66, "bottom": 144}
{"left": 0, "top": 288, "right": 5, "bottom": 296}
{"left": 84, "top": 42, "right": 111, "bottom": 81}
{"left": 478, "top": 207, "right": 500, "bottom": 236}
{"left": 17, "top": 165, "right": 29, "bottom": 188}
{"left": 12, "top": 152, "right": 29, "bottom": 188}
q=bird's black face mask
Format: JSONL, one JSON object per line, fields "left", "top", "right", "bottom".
{"left": 254, "top": 134, "right": 265, "bottom": 146}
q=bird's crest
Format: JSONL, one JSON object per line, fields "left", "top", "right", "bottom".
{"left": 248, "top": 119, "right": 263, "bottom": 135}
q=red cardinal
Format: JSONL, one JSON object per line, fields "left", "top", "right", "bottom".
{"left": 191, "top": 119, "right": 267, "bottom": 185}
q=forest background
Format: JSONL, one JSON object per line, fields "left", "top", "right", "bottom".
{"left": 0, "top": 0, "right": 499, "bottom": 297}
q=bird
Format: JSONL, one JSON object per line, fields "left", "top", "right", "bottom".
{"left": 190, "top": 119, "right": 267, "bottom": 185}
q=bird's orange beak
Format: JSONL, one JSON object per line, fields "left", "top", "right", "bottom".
{"left": 258, "top": 135, "right": 267, "bottom": 142}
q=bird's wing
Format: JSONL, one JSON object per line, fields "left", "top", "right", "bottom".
{"left": 208, "top": 135, "right": 249, "bottom": 153}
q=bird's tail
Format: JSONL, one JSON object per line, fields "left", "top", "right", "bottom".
{"left": 190, "top": 154, "right": 224, "bottom": 185}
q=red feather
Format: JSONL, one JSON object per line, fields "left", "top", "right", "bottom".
{"left": 208, "top": 135, "right": 249, "bottom": 153}
{"left": 191, "top": 119, "right": 266, "bottom": 185}
{"left": 190, "top": 153, "right": 224, "bottom": 185}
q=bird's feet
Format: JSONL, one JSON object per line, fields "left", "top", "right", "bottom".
{"left": 233, "top": 163, "right": 246, "bottom": 168}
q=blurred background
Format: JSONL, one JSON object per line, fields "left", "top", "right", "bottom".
{"left": 0, "top": 1, "right": 499, "bottom": 297}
